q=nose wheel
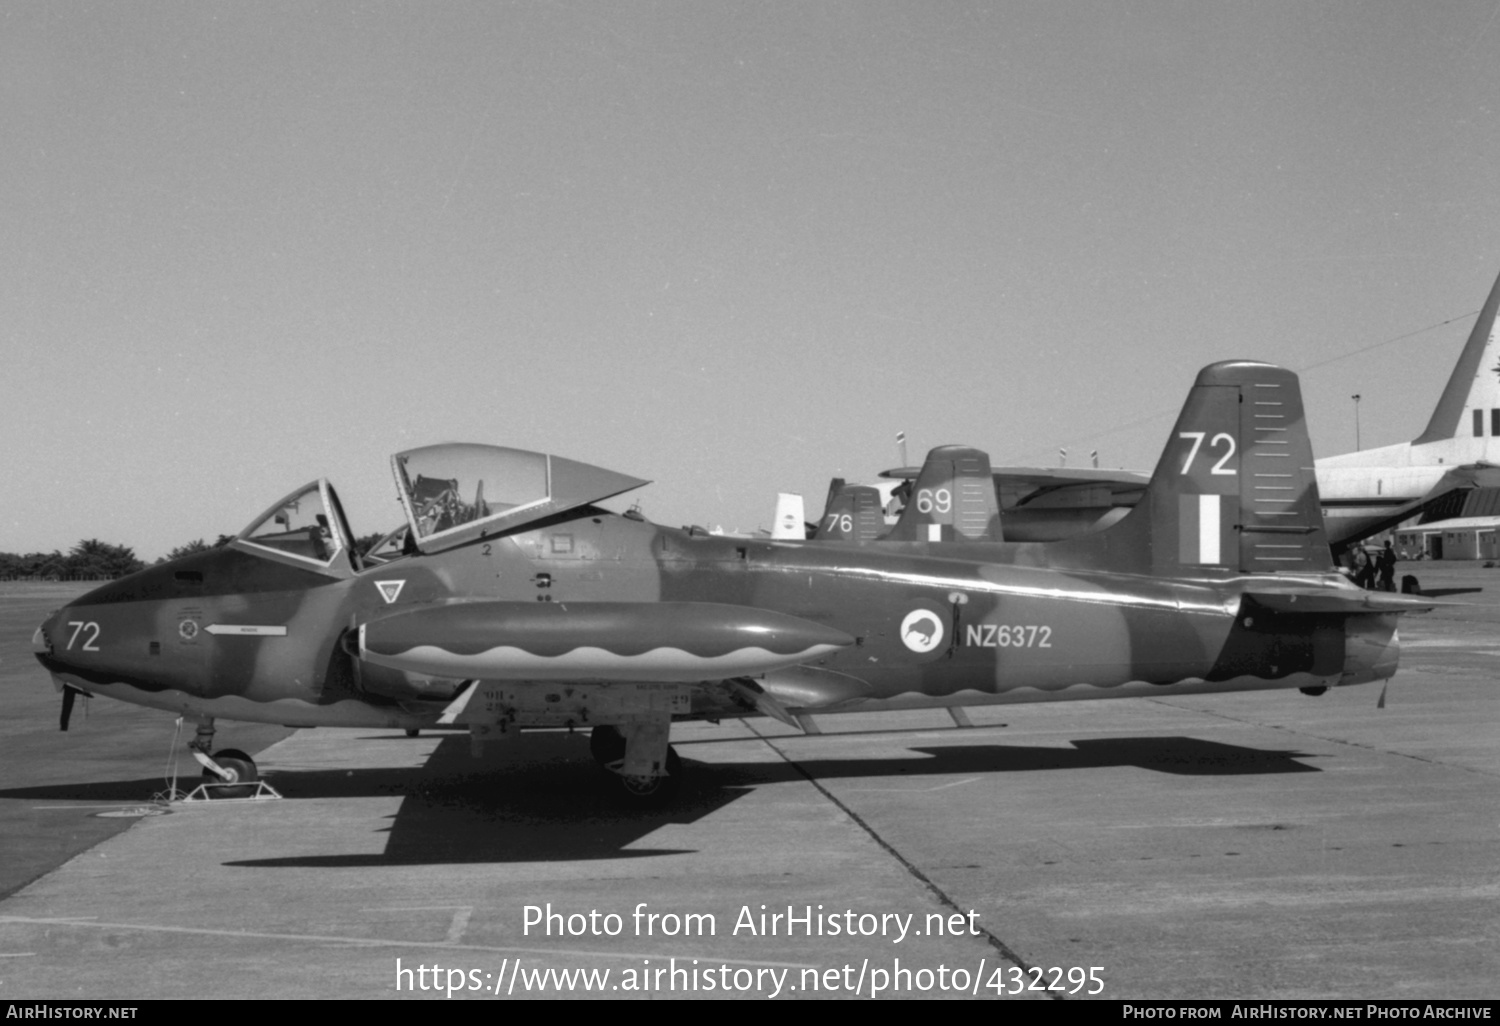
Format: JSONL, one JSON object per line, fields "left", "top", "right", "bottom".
{"left": 175, "top": 717, "right": 277, "bottom": 801}
{"left": 200, "top": 748, "right": 260, "bottom": 799}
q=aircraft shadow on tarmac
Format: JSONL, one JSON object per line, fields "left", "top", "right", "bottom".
{"left": 218, "top": 733, "right": 1317, "bottom": 868}
{"left": 0, "top": 733, "right": 1319, "bottom": 867}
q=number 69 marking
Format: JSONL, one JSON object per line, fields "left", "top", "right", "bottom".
{"left": 916, "top": 487, "right": 952, "bottom": 514}
{"left": 1178, "top": 432, "right": 1237, "bottom": 475}
{"left": 66, "top": 621, "right": 101, "bottom": 651}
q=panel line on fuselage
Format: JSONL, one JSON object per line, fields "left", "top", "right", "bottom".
{"left": 800, "top": 563, "right": 1235, "bottom": 616}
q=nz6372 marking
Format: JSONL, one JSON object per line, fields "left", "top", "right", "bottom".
{"left": 965, "top": 625, "right": 1052, "bottom": 648}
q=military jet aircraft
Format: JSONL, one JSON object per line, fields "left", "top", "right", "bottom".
{"left": 33, "top": 361, "right": 1431, "bottom": 804}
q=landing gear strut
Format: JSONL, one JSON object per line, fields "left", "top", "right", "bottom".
{"left": 589, "top": 724, "right": 682, "bottom": 805}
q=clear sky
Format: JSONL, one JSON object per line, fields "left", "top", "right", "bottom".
{"left": 4, "top": 1, "right": 1499, "bottom": 560}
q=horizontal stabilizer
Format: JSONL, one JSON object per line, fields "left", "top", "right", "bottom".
{"left": 1245, "top": 587, "right": 1438, "bottom": 615}
{"left": 360, "top": 601, "right": 853, "bottom": 681}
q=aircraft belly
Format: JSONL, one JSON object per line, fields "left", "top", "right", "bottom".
{"left": 39, "top": 672, "right": 425, "bottom": 729}
{"left": 811, "top": 671, "right": 1339, "bottom": 714}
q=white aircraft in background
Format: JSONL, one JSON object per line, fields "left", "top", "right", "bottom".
{"left": 1317, "top": 268, "right": 1500, "bottom": 548}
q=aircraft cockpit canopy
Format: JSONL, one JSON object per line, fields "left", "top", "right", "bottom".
{"left": 391, "top": 443, "right": 650, "bottom": 554}
{"left": 236, "top": 480, "right": 355, "bottom": 573}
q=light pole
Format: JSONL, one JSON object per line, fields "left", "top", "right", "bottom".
{"left": 1351, "top": 394, "right": 1362, "bottom": 450}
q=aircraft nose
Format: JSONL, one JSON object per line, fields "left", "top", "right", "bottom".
{"left": 33, "top": 606, "right": 80, "bottom": 671}
{"left": 32, "top": 611, "right": 73, "bottom": 700}
{"left": 33, "top": 613, "right": 57, "bottom": 659}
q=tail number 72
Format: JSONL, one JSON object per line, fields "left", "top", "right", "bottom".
{"left": 1178, "top": 432, "right": 1236, "bottom": 475}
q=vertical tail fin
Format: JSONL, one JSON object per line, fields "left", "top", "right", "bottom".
{"left": 883, "top": 445, "right": 1003, "bottom": 542}
{"left": 1413, "top": 269, "right": 1500, "bottom": 445}
{"left": 770, "top": 493, "right": 807, "bottom": 540}
{"left": 811, "top": 479, "right": 886, "bottom": 543}
{"left": 1073, "top": 362, "right": 1332, "bottom": 576}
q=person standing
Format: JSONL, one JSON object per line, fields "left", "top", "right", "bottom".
{"left": 1351, "top": 548, "right": 1372, "bottom": 588}
{"left": 1378, "top": 541, "right": 1397, "bottom": 592}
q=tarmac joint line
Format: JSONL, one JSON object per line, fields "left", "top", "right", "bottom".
{"left": 743, "top": 721, "right": 1064, "bottom": 1001}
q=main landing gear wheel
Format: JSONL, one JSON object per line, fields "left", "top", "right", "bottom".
{"left": 589, "top": 726, "right": 682, "bottom": 805}
{"left": 616, "top": 747, "right": 682, "bottom": 806}
{"left": 203, "top": 748, "right": 259, "bottom": 799}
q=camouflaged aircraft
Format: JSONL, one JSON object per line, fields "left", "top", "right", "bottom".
{"left": 33, "top": 361, "right": 1433, "bottom": 804}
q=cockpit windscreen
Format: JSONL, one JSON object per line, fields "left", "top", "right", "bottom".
{"left": 237, "top": 482, "right": 346, "bottom": 568}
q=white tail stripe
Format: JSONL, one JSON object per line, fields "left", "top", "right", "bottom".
{"left": 1199, "top": 494, "right": 1220, "bottom": 564}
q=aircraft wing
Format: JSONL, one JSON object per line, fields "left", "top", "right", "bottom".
{"left": 881, "top": 463, "right": 1148, "bottom": 491}
{"left": 881, "top": 464, "right": 1146, "bottom": 505}
{"left": 875, "top": 463, "right": 1149, "bottom": 542}
{"left": 1322, "top": 462, "right": 1500, "bottom": 554}
{"left": 987, "top": 466, "right": 1152, "bottom": 489}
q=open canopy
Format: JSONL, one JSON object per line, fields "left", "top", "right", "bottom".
{"left": 391, "top": 444, "right": 649, "bottom": 553}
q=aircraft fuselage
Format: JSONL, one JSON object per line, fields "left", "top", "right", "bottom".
{"left": 35, "top": 508, "right": 1397, "bottom": 735}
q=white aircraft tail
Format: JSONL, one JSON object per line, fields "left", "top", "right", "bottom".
{"left": 1413, "top": 268, "right": 1500, "bottom": 445}
{"left": 771, "top": 493, "right": 806, "bottom": 540}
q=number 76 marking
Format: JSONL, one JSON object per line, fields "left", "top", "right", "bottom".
{"left": 1178, "top": 432, "right": 1237, "bottom": 475}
